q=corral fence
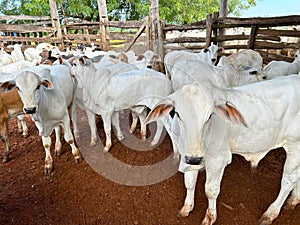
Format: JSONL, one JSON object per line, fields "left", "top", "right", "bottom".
{"left": 0, "top": 12, "right": 300, "bottom": 64}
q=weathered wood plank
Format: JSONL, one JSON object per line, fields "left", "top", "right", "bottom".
{"left": 0, "top": 24, "right": 55, "bottom": 33}
{"left": 0, "top": 15, "right": 50, "bottom": 21}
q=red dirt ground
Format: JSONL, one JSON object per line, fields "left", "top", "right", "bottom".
{"left": 0, "top": 112, "right": 299, "bottom": 225}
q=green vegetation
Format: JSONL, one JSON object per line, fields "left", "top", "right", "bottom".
{"left": 0, "top": 0, "right": 257, "bottom": 24}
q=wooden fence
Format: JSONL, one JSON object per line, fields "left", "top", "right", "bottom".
{"left": 0, "top": 13, "right": 300, "bottom": 64}
{"left": 163, "top": 14, "right": 300, "bottom": 64}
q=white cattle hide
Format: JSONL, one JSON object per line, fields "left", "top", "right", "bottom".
{"left": 0, "top": 60, "right": 37, "bottom": 73}
{"left": 217, "top": 49, "right": 263, "bottom": 70}
{"left": 171, "top": 59, "right": 265, "bottom": 91}
{"left": 164, "top": 44, "right": 223, "bottom": 78}
{"left": 264, "top": 50, "right": 300, "bottom": 79}
{"left": 7, "top": 44, "right": 25, "bottom": 62}
{"left": 145, "top": 75, "right": 300, "bottom": 225}
{"left": 0, "top": 47, "right": 14, "bottom": 66}
{"left": 24, "top": 47, "right": 42, "bottom": 62}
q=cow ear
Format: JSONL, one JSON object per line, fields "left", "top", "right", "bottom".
{"left": 144, "top": 102, "right": 174, "bottom": 125}
{"left": 217, "top": 47, "right": 224, "bottom": 53}
{"left": 215, "top": 101, "right": 248, "bottom": 127}
{"left": 40, "top": 78, "right": 53, "bottom": 89}
{"left": 137, "top": 55, "right": 145, "bottom": 61}
{"left": 0, "top": 80, "right": 16, "bottom": 92}
{"left": 153, "top": 54, "right": 161, "bottom": 62}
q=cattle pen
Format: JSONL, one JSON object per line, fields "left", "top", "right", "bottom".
{"left": 0, "top": 9, "right": 300, "bottom": 64}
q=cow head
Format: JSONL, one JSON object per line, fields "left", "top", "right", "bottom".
{"left": 0, "top": 69, "right": 53, "bottom": 114}
{"left": 137, "top": 50, "right": 162, "bottom": 70}
{"left": 201, "top": 44, "right": 224, "bottom": 65}
{"left": 144, "top": 81, "right": 247, "bottom": 171}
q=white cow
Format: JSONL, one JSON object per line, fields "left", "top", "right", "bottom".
{"left": 24, "top": 47, "right": 42, "bottom": 62}
{"left": 0, "top": 65, "right": 81, "bottom": 174}
{"left": 0, "top": 60, "right": 37, "bottom": 73}
{"left": 71, "top": 60, "right": 139, "bottom": 145}
{"left": 71, "top": 57, "right": 172, "bottom": 152}
{"left": 171, "top": 59, "right": 265, "bottom": 91}
{"left": 0, "top": 47, "right": 14, "bottom": 66}
{"left": 7, "top": 43, "right": 25, "bottom": 62}
{"left": 164, "top": 44, "right": 223, "bottom": 78}
{"left": 264, "top": 50, "right": 300, "bottom": 79}
{"left": 145, "top": 75, "right": 300, "bottom": 225}
{"left": 217, "top": 49, "right": 263, "bottom": 70}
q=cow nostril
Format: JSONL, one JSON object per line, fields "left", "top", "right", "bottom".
{"left": 263, "top": 76, "right": 267, "bottom": 80}
{"left": 24, "top": 107, "right": 36, "bottom": 114}
{"left": 185, "top": 156, "right": 204, "bottom": 165}
{"left": 212, "top": 58, "right": 216, "bottom": 62}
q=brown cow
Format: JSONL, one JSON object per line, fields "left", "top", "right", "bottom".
{"left": 0, "top": 87, "right": 28, "bottom": 162}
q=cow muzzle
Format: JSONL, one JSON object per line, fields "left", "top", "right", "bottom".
{"left": 24, "top": 107, "right": 36, "bottom": 114}
{"left": 185, "top": 156, "right": 204, "bottom": 165}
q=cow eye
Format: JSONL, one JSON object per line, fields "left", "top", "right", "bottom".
{"left": 36, "top": 84, "right": 40, "bottom": 90}
{"left": 16, "top": 86, "right": 19, "bottom": 90}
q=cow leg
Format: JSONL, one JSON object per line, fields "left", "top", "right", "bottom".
{"left": 138, "top": 108, "right": 148, "bottom": 141}
{"left": 202, "top": 156, "right": 228, "bottom": 225}
{"left": 259, "top": 147, "right": 300, "bottom": 225}
{"left": 42, "top": 136, "right": 53, "bottom": 174}
{"left": 285, "top": 179, "right": 300, "bottom": 210}
{"left": 71, "top": 101, "right": 79, "bottom": 141}
{"left": 112, "top": 112, "right": 124, "bottom": 141}
{"left": 159, "top": 115, "right": 180, "bottom": 160}
{"left": 179, "top": 170, "right": 199, "bottom": 217}
{"left": 62, "top": 112, "right": 81, "bottom": 162}
{"left": 129, "top": 111, "right": 138, "bottom": 134}
{"left": 85, "top": 109, "right": 98, "bottom": 146}
{"left": 2, "top": 120, "right": 10, "bottom": 163}
{"left": 17, "top": 115, "right": 28, "bottom": 137}
{"left": 17, "top": 117, "right": 22, "bottom": 134}
{"left": 151, "top": 120, "right": 164, "bottom": 146}
{"left": 101, "top": 111, "right": 113, "bottom": 152}
{"left": 130, "top": 106, "right": 148, "bottom": 141}
{"left": 54, "top": 126, "right": 62, "bottom": 157}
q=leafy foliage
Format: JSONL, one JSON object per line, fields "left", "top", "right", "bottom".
{"left": 0, "top": 0, "right": 258, "bottom": 24}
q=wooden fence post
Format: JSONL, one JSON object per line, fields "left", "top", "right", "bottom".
{"left": 49, "top": 0, "right": 64, "bottom": 50}
{"left": 97, "top": 0, "right": 109, "bottom": 51}
{"left": 248, "top": 25, "right": 258, "bottom": 49}
{"left": 206, "top": 14, "right": 213, "bottom": 48}
{"left": 149, "top": 0, "right": 164, "bottom": 62}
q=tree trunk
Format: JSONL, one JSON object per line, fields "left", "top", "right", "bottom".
{"left": 219, "top": 0, "right": 228, "bottom": 18}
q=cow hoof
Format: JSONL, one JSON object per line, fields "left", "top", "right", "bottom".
{"left": 44, "top": 166, "right": 53, "bottom": 175}
{"left": 117, "top": 134, "right": 124, "bottom": 141}
{"left": 3, "top": 157, "right": 9, "bottom": 163}
{"left": 103, "top": 146, "right": 110, "bottom": 152}
{"left": 75, "top": 157, "right": 81, "bottom": 163}
{"left": 90, "top": 139, "right": 97, "bottom": 146}
{"left": 150, "top": 140, "right": 159, "bottom": 146}
{"left": 177, "top": 209, "right": 189, "bottom": 218}
{"left": 284, "top": 198, "right": 300, "bottom": 210}
{"left": 258, "top": 214, "right": 273, "bottom": 225}
{"left": 129, "top": 128, "right": 135, "bottom": 134}
{"left": 55, "top": 150, "right": 61, "bottom": 157}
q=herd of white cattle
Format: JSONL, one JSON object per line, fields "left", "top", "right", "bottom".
{"left": 1, "top": 42, "right": 300, "bottom": 225}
